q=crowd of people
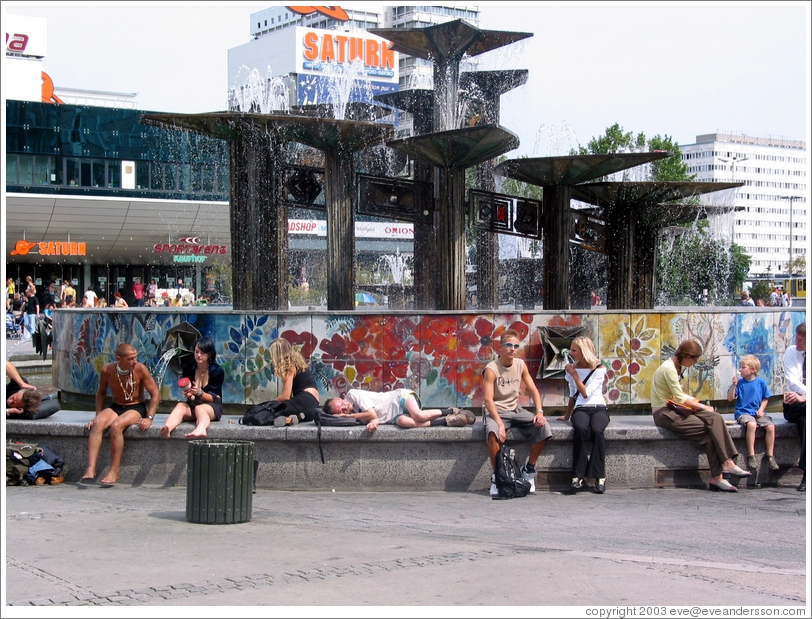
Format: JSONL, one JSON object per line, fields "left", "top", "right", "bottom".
{"left": 6, "top": 286, "right": 807, "bottom": 494}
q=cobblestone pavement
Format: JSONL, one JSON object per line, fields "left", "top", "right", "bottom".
{"left": 4, "top": 484, "right": 808, "bottom": 608}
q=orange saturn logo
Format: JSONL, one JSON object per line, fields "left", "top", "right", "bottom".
{"left": 287, "top": 5, "right": 349, "bottom": 21}
{"left": 10, "top": 240, "right": 38, "bottom": 256}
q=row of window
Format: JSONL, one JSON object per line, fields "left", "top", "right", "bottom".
{"left": 736, "top": 219, "right": 807, "bottom": 228}
{"left": 744, "top": 181, "right": 806, "bottom": 189}
{"left": 688, "top": 164, "right": 806, "bottom": 176}
{"left": 683, "top": 150, "right": 805, "bottom": 164}
{"left": 392, "top": 6, "right": 479, "bottom": 20}
{"left": 736, "top": 233, "right": 806, "bottom": 242}
{"left": 740, "top": 198, "right": 808, "bottom": 209}
{"left": 6, "top": 154, "right": 228, "bottom": 194}
{"left": 746, "top": 247, "right": 805, "bottom": 255}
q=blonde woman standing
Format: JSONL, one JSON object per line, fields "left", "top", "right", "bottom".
{"left": 268, "top": 338, "right": 320, "bottom": 426}
{"left": 558, "top": 336, "right": 609, "bottom": 493}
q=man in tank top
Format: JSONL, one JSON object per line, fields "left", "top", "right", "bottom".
{"left": 482, "top": 328, "right": 552, "bottom": 495}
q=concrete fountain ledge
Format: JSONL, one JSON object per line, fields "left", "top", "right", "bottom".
{"left": 7, "top": 411, "right": 801, "bottom": 492}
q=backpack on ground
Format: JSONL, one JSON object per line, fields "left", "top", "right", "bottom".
{"left": 6, "top": 441, "right": 65, "bottom": 486}
{"left": 493, "top": 444, "right": 531, "bottom": 500}
{"left": 239, "top": 400, "right": 288, "bottom": 425}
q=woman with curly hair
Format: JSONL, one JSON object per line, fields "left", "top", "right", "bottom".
{"left": 651, "top": 340, "right": 750, "bottom": 492}
{"left": 558, "top": 336, "right": 609, "bottom": 494}
{"left": 268, "top": 338, "right": 320, "bottom": 426}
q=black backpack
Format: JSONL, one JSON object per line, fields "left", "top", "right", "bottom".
{"left": 493, "top": 445, "right": 531, "bottom": 500}
{"left": 239, "top": 401, "right": 288, "bottom": 426}
{"left": 312, "top": 407, "right": 363, "bottom": 464}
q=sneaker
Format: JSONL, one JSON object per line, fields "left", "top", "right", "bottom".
{"left": 34, "top": 477, "right": 47, "bottom": 486}
{"left": 489, "top": 473, "right": 499, "bottom": 497}
{"left": 747, "top": 455, "right": 758, "bottom": 469}
{"left": 451, "top": 408, "right": 476, "bottom": 425}
{"left": 595, "top": 478, "right": 606, "bottom": 494}
{"left": 445, "top": 412, "right": 469, "bottom": 427}
{"left": 520, "top": 464, "right": 536, "bottom": 494}
{"left": 764, "top": 455, "right": 779, "bottom": 471}
{"left": 50, "top": 475, "right": 65, "bottom": 485}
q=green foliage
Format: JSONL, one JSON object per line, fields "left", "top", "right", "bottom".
{"left": 728, "top": 243, "right": 752, "bottom": 294}
{"left": 579, "top": 123, "right": 752, "bottom": 306}
{"left": 576, "top": 123, "right": 646, "bottom": 155}
{"left": 657, "top": 235, "right": 752, "bottom": 305}
{"left": 787, "top": 255, "right": 806, "bottom": 275}
{"left": 647, "top": 135, "right": 695, "bottom": 182}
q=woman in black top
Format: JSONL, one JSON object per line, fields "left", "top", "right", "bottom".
{"left": 160, "top": 336, "right": 224, "bottom": 438}
{"left": 268, "top": 338, "right": 320, "bottom": 426}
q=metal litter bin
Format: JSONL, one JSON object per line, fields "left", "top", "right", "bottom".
{"left": 187, "top": 439, "right": 253, "bottom": 524}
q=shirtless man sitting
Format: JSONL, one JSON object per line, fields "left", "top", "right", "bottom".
{"left": 82, "top": 343, "right": 160, "bottom": 484}
{"left": 324, "top": 388, "right": 474, "bottom": 433}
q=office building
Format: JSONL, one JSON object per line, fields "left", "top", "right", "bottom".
{"left": 680, "top": 132, "right": 807, "bottom": 275}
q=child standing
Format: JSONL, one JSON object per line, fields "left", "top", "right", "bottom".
{"left": 727, "top": 355, "right": 778, "bottom": 472}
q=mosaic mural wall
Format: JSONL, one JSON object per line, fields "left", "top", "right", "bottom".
{"left": 52, "top": 308, "right": 806, "bottom": 409}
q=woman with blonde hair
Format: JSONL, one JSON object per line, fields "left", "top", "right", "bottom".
{"left": 651, "top": 340, "right": 750, "bottom": 492}
{"left": 268, "top": 338, "right": 320, "bottom": 426}
{"left": 558, "top": 336, "right": 609, "bottom": 493}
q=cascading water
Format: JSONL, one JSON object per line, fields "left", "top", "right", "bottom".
{"left": 152, "top": 347, "right": 181, "bottom": 388}
{"left": 379, "top": 249, "right": 412, "bottom": 285}
{"left": 229, "top": 66, "right": 291, "bottom": 114}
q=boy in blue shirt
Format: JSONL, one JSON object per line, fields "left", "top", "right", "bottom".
{"left": 727, "top": 355, "right": 778, "bottom": 471}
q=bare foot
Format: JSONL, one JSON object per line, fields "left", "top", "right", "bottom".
{"left": 160, "top": 425, "right": 172, "bottom": 439}
{"left": 81, "top": 467, "right": 96, "bottom": 481}
{"left": 100, "top": 470, "right": 119, "bottom": 484}
{"left": 184, "top": 428, "right": 207, "bottom": 438}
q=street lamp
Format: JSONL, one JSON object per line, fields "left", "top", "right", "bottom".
{"left": 717, "top": 154, "right": 749, "bottom": 181}
{"left": 779, "top": 195, "right": 802, "bottom": 274}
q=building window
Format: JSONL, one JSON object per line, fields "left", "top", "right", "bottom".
{"left": 66, "top": 158, "right": 80, "bottom": 186}
{"left": 92, "top": 159, "right": 106, "bottom": 187}
{"left": 6, "top": 155, "right": 18, "bottom": 184}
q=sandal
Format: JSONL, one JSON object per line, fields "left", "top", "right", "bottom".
{"left": 709, "top": 479, "right": 737, "bottom": 492}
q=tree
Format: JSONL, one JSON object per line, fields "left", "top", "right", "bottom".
{"left": 580, "top": 123, "right": 752, "bottom": 306}
{"left": 576, "top": 123, "right": 646, "bottom": 156}
{"left": 787, "top": 255, "right": 806, "bottom": 275}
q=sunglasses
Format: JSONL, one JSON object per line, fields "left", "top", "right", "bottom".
{"left": 502, "top": 342, "right": 520, "bottom": 349}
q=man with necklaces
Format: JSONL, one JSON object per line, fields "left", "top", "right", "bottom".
{"left": 82, "top": 343, "right": 160, "bottom": 484}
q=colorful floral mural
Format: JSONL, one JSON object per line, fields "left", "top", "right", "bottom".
{"left": 52, "top": 308, "right": 805, "bottom": 410}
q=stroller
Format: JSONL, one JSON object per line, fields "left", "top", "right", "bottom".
{"left": 6, "top": 313, "right": 23, "bottom": 339}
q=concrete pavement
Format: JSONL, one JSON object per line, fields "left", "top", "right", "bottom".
{"left": 4, "top": 482, "right": 807, "bottom": 608}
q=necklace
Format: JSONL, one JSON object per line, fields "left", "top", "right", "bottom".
{"left": 117, "top": 368, "right": 135, "bottom": 401}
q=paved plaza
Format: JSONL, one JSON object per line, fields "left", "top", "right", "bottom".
{"left": 3, "top": 481, "right": 808, "bottom": 609}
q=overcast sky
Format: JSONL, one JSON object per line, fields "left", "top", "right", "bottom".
{"left": 3, "top": 1, "right": 809, "bottom": 155}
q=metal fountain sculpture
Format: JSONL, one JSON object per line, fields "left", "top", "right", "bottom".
{"left": 144, "top": 19, "right": 741, "bottom": 313}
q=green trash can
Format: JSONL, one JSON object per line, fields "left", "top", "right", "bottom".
{"left": 187, "top": 439, "right": 254, "bottom": 524}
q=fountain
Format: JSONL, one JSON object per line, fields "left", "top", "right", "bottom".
{"left": 55, "top": 18, "right": 804, "bottom": 413}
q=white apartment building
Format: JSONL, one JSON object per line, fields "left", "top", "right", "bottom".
{"left": 680, "top": 133, "right": 807, "bottom": 276}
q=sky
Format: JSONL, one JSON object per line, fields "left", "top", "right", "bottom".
{"left": 3, "top": 1, "right": 810, "bottom": 155}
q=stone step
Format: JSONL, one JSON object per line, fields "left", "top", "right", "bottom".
{"left": 7, "top": 412, "right": 802, "bottom": 491}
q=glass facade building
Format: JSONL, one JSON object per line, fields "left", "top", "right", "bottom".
{"left": 5, "top": 100, "right": 231, "bottom": 306}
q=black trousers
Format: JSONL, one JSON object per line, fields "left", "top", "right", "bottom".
{"left": 571, "top": 406, "right": 610, "bottom": 479}
{"left": 784, "top": 401, "right": 806, "bottom": 471}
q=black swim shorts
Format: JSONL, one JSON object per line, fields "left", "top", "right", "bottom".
{"left": 110, "top": 402, "right": 149, "bottom": 418}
